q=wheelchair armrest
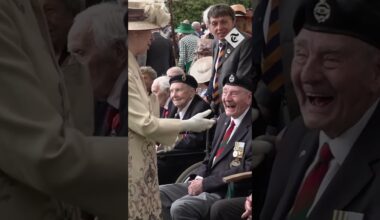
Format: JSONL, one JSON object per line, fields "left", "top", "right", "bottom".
{"left": 223, "top": 171, "right": 252, "bottom": 183}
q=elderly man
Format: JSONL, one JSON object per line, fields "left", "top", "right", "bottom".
{"left": 157, "top": 74, "right": 212, "bottom": 184}
{"left": 68, "top": 3, "right": 127, "bottom": 136}
{"left": 166, "top": 66, "right": 185, "bottom": 78}
{"left": 151, "top": 76, "right": 171, "bottom": 118}
{"left": 205, "top": 4, "right": 257, "bottom": 115}
{"left": 160, "top": 73, "right": 266, "bottom": 220}
{"left": 260, "top": 0, "right": 380, "bottom": 220}
{"left": 0, "top": 1, "right": 127, "bottom": 219}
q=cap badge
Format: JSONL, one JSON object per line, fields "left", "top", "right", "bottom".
{"left": 229, "top": 74, "right": 235, "bottom": 83}
{"left": 314, "top": 0, "right": 331, "bottom": 23}
{"left": 181, "top": 74, "right": 186, "bottom": 81}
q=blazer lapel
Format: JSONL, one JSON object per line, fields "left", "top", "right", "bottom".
{"left": 310, "top": 104, "right": 380, "bottom": 219}
{"left": 182, "top": 96, "right": 199, "bottom": 120}
{"left": 274, "top": 131, "right": 320, "bottom": 219}
{"left": 212, "top": 110, "right": 251, "bottom": 167}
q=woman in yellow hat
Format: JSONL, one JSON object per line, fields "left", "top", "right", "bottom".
{"left": 126, "top": 2, "right": 215, "bottom": 219}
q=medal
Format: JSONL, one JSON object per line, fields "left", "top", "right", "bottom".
{"left": 230, "top": 159, "right": 241, "bottom": 167}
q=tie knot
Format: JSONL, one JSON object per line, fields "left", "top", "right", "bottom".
{"left": 219, "top": 41, "right": 226, "bottom": 49}
{"left": 229, "top": 120, "right": 235, "bottom": 128}
{"left": 319, "top": 143, "right": 333, "bottom": 163}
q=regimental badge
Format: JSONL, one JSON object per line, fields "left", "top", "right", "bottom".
{"left": 181, "top": 74, "right": 186, "bottom": 81}
{"left": 314, "top": 0, "right": 331, "bottom": 23}
{"left": 229, "top": 74, "right": 235, "bottom": 83}
{"left": 227, "top": 48, "right": 231, "bottom": 54}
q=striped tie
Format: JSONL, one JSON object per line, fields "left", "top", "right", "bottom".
{"left": 262, "top": 0, "right": 285, "bottom": 93}
{"left": 212, "top": 41, "right": 226, "bottom": 106}
{"left": 288, "top": 143, "right": 333, "bottom": 219}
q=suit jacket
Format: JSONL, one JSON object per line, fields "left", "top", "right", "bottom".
{"left": 193, "top": 108, "right": 260, "bottom": 198}
{"left": 157, "top": 95, "right": 212, "bottom": 184}
{"left": 146, "top": 32, "right": 175, "bottom": 77}
{"left": 260, "top": 104, "right": 380, "bottom": 220}
{"left": 128, "top": 50, "right": 185, "bottom": 219}
{"left": 206, "top": 32, "right": 258, "bottom": 104}
{"left": 252, "top": 0, "right": 302, "bottom": 132}
{"left": 167, "top": 95, "right": 211, "bottom": 152}
{"left": 0, "top": 1, "right": 128, "bottom": 219}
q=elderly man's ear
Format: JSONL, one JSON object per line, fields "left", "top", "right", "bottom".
{"left": 113, "top": 40, "right": 128, "bottom": 67}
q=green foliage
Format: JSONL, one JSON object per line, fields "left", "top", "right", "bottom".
{"left": 170, "top": 0, "right": 252, "bottom": 26}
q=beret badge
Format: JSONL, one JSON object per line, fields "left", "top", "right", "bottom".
{"left": 229, "top": 74, "right": 235, "bottom": 83}
{"left": 314, "top": 0, "right": 331, "bottom": 23}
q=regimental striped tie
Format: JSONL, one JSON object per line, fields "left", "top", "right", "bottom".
{"left": 212, "top": 41, "right": 226, "bottom": 107}
{"left": 288, "top": 143, "right": 333, "bottom": 219}
{"left": 262, "top": 0, "right": 285, "bottom": 93}
{"left": 213, "top": 120, "right": 235, "bottom": 165}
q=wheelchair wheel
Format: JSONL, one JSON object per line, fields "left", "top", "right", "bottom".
{"left": 175, "top": 161, "right": 203, "bottom": 183}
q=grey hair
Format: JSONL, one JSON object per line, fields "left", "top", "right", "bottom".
{"left": 154, "top": 76, "right": 170, "bottom": 92}
{"left": 202, "top": 6, "right": 212, "bottom": 25}
{"left": 72, "top": 2, "right": 126, "bottom": 50}
{"left": 140, "top": 66, "right": 158, "bottom": 80}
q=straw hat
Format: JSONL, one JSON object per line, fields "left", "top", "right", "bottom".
{"left": 128, "top": 1, "right": 170, "bottom": 30}
{"left": 230, "top": 4, "right": 247, "bottom": 17}
{"left": 189, "top": 56, "right": 213, "bottom": 84}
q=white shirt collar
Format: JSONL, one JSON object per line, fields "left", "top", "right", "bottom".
{"left": 107, "top": 68, "right": 128, "bottom": 109}
{"left": 230, "top": 107, "right": 250, "bottom": 128}
{"left": 164, "top": 97, "right": 170, "bottom": 109}
{"left": 319, "top": 98, "right": 379, "bottom": 165}
{"left": 177, "top": 96, "right": 194, "bottom": 119}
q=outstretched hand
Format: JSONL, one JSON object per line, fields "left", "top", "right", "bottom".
{"left": 181, "top": 109, "right": 215, "bottom": 132}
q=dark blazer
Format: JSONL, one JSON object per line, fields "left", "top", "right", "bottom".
{"left": 157, "top": 95, "right": 212, "bottom": 184}
{"left": 194, "top": 108, "right": 259, "bottom": 198}
{"left": 146, "top": 32, "right": 175, "bottom": 77}
{"left": 260, "top": 104, "right": 380, "bottom": 220}
{"left": 167, "top": 95, "right": 212, "bottom": 152}
{"left": 206, "top": 32, "right": 258, "bottom": 104}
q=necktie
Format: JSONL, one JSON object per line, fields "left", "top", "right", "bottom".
{"left": 212, "top": 41, "right": 226, "bottom": 107}
{"left": 288, "top": 143, "right": 333, "bottom": 219}
{"left": 214, "top": 120, "right": 235, "bottom": 160}
{"left": 162, "top": 108, "right": 169, "bottom": 118}
{"left": 262, "top": 0, "right": 285, "bottom": 93}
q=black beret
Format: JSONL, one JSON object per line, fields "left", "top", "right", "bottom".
{"left": 169, "top": 74, "right": 198, "bottom": 89}
{"left": 293, "top": 0, "right": 380, "bottom": 49}
{"left": 222, "top": 73, "right": 253, "bottom": 92}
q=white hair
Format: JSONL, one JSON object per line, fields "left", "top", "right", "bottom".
{"left": 153, "top": 76, "right": 170, "bottom": 92}
{"left": 71, "top": 2, "right": 126, "bottom": 50}
{"left": 202, "top": 6, "right": 212, "bottom": 26}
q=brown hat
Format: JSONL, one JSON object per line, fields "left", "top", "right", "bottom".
{"left": 189, "top": 56, "right": 212, "bottom": 84}
{"left": 128, "top": 1, "right": 170, "bottom": 31}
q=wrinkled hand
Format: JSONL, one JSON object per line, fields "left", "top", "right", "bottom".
{"left": 180, "top": 109, "right": 215, "bottom": 132}
{"left": 187, "top": 179, "right": 203, "bottom": 196}
{"left": 241, "top": 194, "right": 252, "bottom": 219}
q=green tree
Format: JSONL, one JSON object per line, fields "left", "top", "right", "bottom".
{"left": 170, "top": 0, "right": 252, "bottom": 27}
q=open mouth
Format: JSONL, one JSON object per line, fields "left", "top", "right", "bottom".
{"left": 307, "top": 94, "right": 334, "bottom": 107}
{"left": 225, "top": 103, "right": 236, "bottom": 111}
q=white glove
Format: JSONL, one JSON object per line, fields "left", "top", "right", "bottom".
{"left": 180, "top": 109, "right": 215, "bottom": 132}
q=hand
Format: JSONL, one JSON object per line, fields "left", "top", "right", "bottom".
{"left": 180, "top": 109, "right": 215, "bottom": 132}
{"left": 241, "top": 194, "right": 252, "bottom": 219}
{"left": 187, "top": 179, "right": 203, "bottom": 196}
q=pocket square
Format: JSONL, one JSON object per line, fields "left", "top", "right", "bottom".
{"left": 332, "top": 210, "right": 364, "bottom": 220}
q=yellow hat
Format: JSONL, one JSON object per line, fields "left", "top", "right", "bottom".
{"left": 128, "top": 1, "right": 170, "bottom": 30}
